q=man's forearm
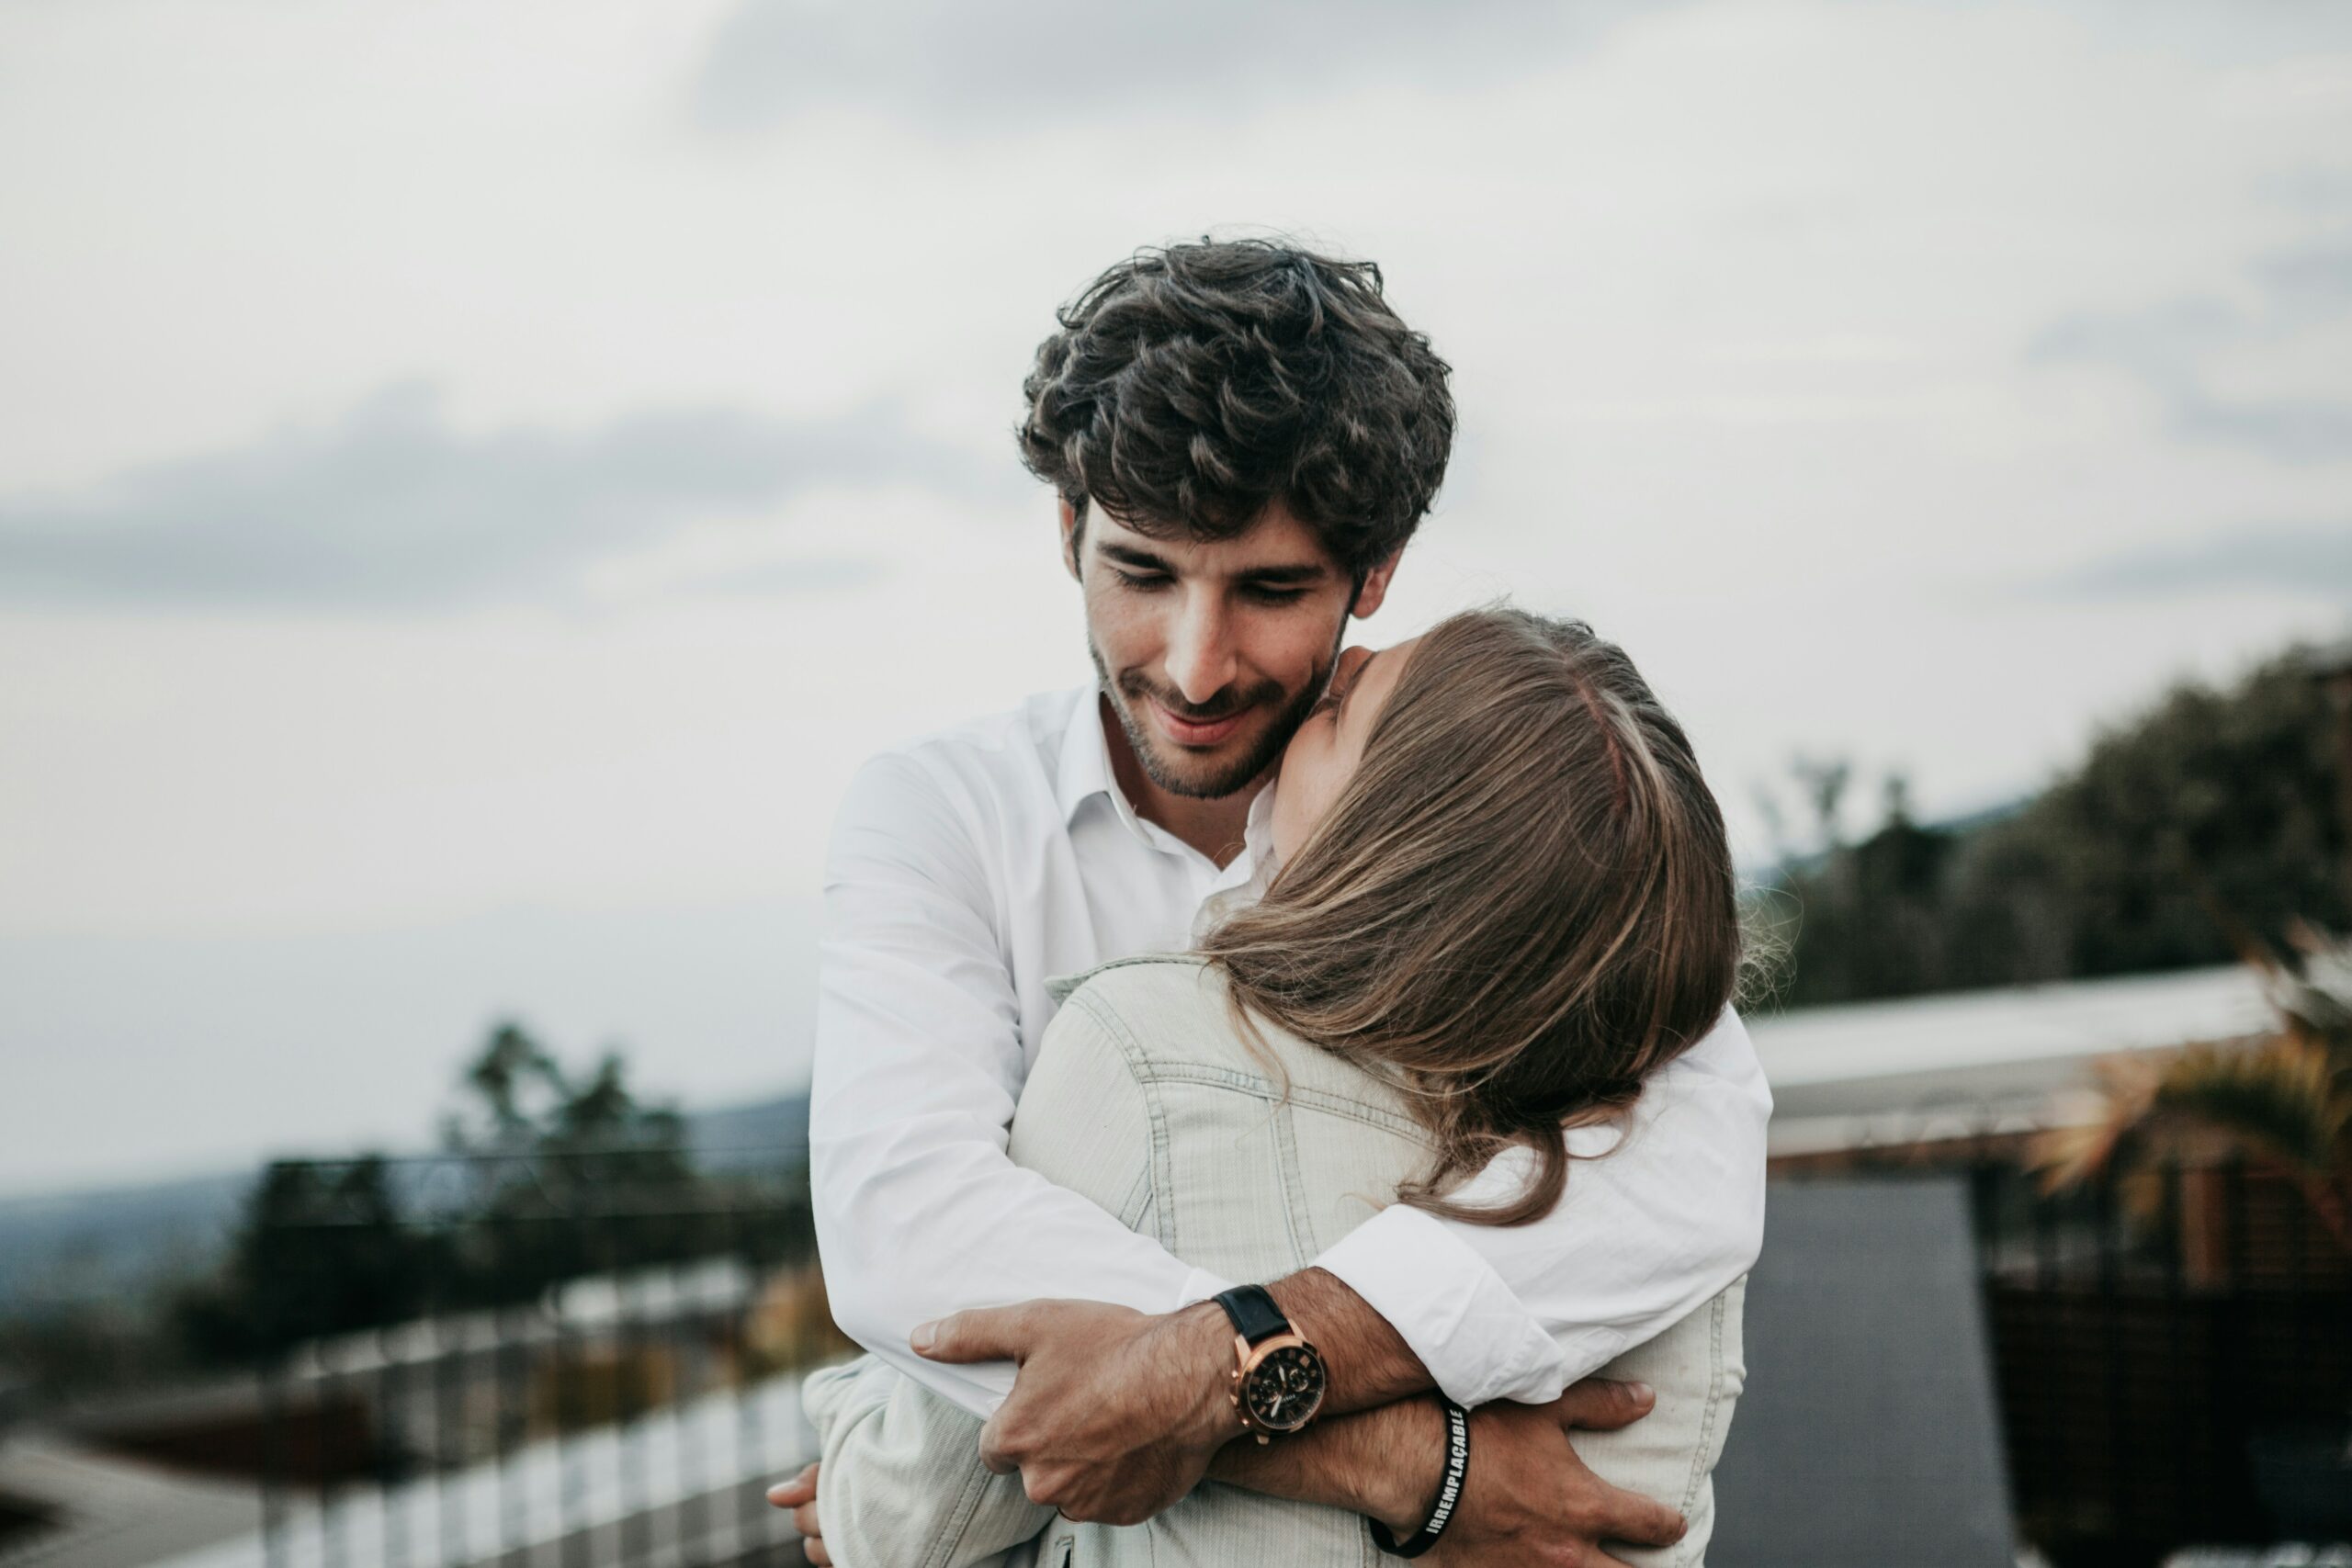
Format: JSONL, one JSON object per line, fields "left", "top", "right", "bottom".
{"left": 912, "top": 1268, "right": 1442, "bottom": 1527}
{"left": 1196, "top": 1269, "right": 1449, "bottom": 1536}
{"left": 1266, "top": 1267, "right": 1432, "bottom": 1412}
{"left": 1206, "top": 1393, "right": 1445, "bottom": 1535}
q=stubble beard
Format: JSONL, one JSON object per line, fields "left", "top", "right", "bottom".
{"left": 1088, "top": 622, "right": 1345, "bottom": 802}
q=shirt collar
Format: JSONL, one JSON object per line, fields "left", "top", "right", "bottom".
{"left": 1192, "top": 787, "right": 1281, "bottom": 935}
{"left": 1059, "top": 687, "right": 1181, "bottom": 850}
{"left": 1055, "top": 685, "right": 1118, "bottom": 826}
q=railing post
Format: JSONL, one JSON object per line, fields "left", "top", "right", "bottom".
{"left": 495, "top": 1223, "right": 526, "bottom": 1568}
{"left": 259, "top": 1345, "right": 288, "bottom": 1568}
{"left": 427, "top": 1230, "right": 462, "bottom": 1568}
{"left": 672, "top": 1250, "right": 706, "bottom": 1567}
{"left": 2160, "top": 1160, "right": 2193, "bottom": 1539}
{"left": 377, "top": 1318, "right": 404, "bottom": 1568}
{"left": 2093, "top": 1169, "right": 2129, "bottom": 1544}
{"left": 729, "top": 1201, "right": 769, "bottom": 1568}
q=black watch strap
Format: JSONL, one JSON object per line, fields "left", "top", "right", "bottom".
{"left": 1212, "top": 1283, "right": 1290, "bottom": 1346}
{"left": 1367, "top": 1398, "right": 1471, "bottom": 1558}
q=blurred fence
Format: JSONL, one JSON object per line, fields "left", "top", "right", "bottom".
{"left": 182, "top": 1147, "right": 2349, "bottom": 1568}
{"left": 1965, "top": 1156, "right": 2352, "bottom": 1567}
{"left": 210, "top": 1147, "right": 839, "bottom": 1568}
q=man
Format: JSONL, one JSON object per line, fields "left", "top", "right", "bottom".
{"left": 772, "top": 239, "right": 1771, "bottom": 1562}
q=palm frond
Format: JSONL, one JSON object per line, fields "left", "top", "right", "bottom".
{"left": 2278, "top": 920, "right": 2352, "bottom": 1055}
{"left": 2148, "top": 1036, "right": 2345, "bottom": 1181}
{"left": 2030, "top": 1119, "right": 2134, "bottom": 1194}
{"left": 2030, "top": 1054, "right": 2160, "bottom": 1192}
{"left": 2036, "top": 926, "right": 2352, "bottom": 1254}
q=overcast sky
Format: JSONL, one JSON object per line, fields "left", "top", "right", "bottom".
{"left": 3, "top": 0, "right": 2348, "bottom": 1197}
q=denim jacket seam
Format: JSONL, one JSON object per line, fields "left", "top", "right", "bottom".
{"left": 915, "top": 1427, "right": 1004, "bottom": 1568}
{"left": 1125, "top": 1061, "right": 1424, "bottom": 1140}
{"left": 1114, "top": 1161, "right": 1155, "bottom": 1231}
{"left": 1069, "top": 988, "right": 1182, "bottom": 1252}
{"left": 1270, "top": 1098, "right": 1320, "bottom": 1266}
{"left": 1670, "top": 1283, "right": 1735, "bottom": 1566}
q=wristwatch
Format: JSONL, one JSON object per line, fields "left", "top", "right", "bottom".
{"left": 1213, "top": 1284, "right": 1328, "bottom": 1442}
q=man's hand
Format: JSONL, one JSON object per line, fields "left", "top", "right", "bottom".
{"left": 912, "top": 1298, "right": 1236, "bottom": 1524}
{"left": 1433, "top": 1379, "right": 1686, "bottom": 1566}
{"left": 764, "top": 1462, "right": 829, "bottom": 1566}
{"left": 1208, "top": 1376, "right": 1682, "bottom": 1563}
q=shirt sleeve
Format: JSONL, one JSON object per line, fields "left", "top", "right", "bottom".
{"left": 808, "top": 752, "right": 1226, "bottom": 1419}
{"left": 1311, "top": 1009, "right": 1774, "bottom": 1408}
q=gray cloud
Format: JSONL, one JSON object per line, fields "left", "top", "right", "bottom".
{"left": 694, "top": 556, "right": 888, "bottom": 598}
{"left": 2256, "top": 165, "right": 2352, "bottom": 216}
{"left": 0, "top": 383, "right": 998, "bottom": 609}
{"left": 689, "top": 0, "right": 1668, "bottom": 133}
{"left": 2034, "top": 521, "right": 2352, "bottom": 602}
{"left": 2170, "top": 396, "right": 2352, "bottom": 461}
{"left": 2030, "top": 243, "right": 2352, "bottom": 464}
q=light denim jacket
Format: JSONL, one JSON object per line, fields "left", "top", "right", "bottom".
{"left": 803, "top": 955, "right": 1746, "bottom": 1568}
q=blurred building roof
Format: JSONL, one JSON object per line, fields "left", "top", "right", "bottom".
{"left": 0, "top": 1438, "right": 259, "bottom": 1568}
{"left": 1749, "top": 963, "right": 2275, "bottom": 1156}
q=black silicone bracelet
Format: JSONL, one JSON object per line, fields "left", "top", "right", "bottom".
{"left": 1366, "top": 1398, "right": 1470, "bottom": 1558}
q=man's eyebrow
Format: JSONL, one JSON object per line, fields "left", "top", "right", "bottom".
{"left": 1236, "top": 562, "right": 1332, "bottom": 586}
{"left": 1100, "top": 543, "right": 1173, "bottom": 573}
{"left": 1098, "top": 541, "right": 1331, "bottom": 586}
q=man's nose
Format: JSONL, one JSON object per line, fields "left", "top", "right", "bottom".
{"left": 1163, "top": 593, "right": 1238, "bottom": 705}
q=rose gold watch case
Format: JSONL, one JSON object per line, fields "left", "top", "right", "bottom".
{"left": 1227, "top": 1329, "right": 1327, "bottom": 1444}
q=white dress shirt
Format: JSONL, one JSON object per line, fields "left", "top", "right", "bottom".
{"left": 809, "top": 684, "right": 1773, "bottom": 1418}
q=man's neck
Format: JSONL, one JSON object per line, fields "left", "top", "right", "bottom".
{"left": 1100, "top": 694, "right": 1261, "bottom": 869}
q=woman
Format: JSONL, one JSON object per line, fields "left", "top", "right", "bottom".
{"left": 797, "top": 605, "right": 1749, "bottom": 1567}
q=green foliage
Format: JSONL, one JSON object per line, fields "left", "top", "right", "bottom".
{"left": 161, "top": 1021, "right": 812, "bottom": 1369}
{"left": 1759, "top": 644, "right": 2349, "bottom": 1007}
{"left": 0, "top": 1290, "right": 195, "bottom": 1402}
{"left": 172, "top": 1156, "right": 444, "bottom": 1362}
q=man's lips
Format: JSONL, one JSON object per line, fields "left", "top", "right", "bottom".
{"left": 1150, "top": 700, "right": 1248, "bottom": 748}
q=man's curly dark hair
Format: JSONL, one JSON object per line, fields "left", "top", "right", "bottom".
{"left": 1018, "top": 238, "right": 1455, "bottom": 583}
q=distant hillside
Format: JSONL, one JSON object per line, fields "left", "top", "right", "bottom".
{"left": 684, "top": 1089, "right": 811, "bottom": 1173}
{"left": 0, "top": 1090, "right": 808, "bottom": 1313}
{"left": 0, "top": 1171, "right": 252, "bottom": 1313}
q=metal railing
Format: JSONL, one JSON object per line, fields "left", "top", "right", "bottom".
{"left": 225, "top": 1147, "right": 839, "bottom": 1568}
{"left": 1962, "top": 1155, "right": 2351, "bottom": 1566}
{"left": 207, "top": 1145, "right": 2352, "bottom": 1568}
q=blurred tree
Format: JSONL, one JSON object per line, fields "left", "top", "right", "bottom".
{"left": 163, "top": 1022, "right": 809, "bottom": 1366}
{"left": 1761, "top": 644, "right": 2348, "bottom": 1006}
{"left": 3, "top": 1287, "right": 197, "bottom": 1401}
{"left": 1791, "top": 754, "right": 1853, "bottom": 853}
{"left": 434, "top": 1021, "right": 729, "bottom": 1312}
{"left": 173, "top": 1156, "right": 442, "bottom": 1361}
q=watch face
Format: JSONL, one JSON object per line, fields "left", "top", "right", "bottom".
{"left": 1243, "top": 1344, "right": 1326, "bottom": 1430}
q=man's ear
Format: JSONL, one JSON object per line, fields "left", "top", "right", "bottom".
{"left": 1350, "top": 549, "right": 1403, "bottom": 618}
{"left": 1058, "top": 498, "right": 1085, "bottom": 583}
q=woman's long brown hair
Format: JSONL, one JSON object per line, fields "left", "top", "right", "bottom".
{"left": 1197, "top": 606, "right": 1739, "bottom": 1225}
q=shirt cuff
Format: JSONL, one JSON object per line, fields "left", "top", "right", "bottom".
{"left": 1174, "top": 1266, "right": 1233, "bottom": 1311}
{"left": 1313, "top": 1203, "right": 1575, "bottom": 1408}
